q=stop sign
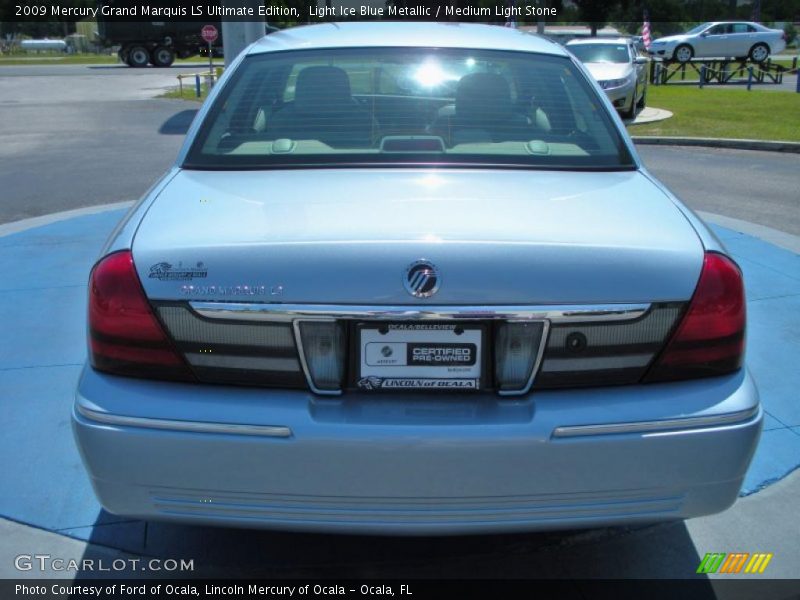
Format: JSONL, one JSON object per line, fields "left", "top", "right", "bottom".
{"left": 201, "top": 25, "right": 218, "bottom": 44}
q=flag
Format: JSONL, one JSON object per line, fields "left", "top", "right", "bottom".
{"left": 642, "top": 11, "right": 652, "bottom": 50}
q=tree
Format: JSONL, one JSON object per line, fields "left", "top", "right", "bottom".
{"left": 608, "top": 0, "right": 690, "bottom": 38}
{"left": 785, "top": 22, "right": 797, "bottom": 46}
{"left": 573, "top": 0, "right": 620, "bottom": 36}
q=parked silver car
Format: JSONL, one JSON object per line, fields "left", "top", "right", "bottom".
{"left": 649, "top": 21, "right": 786, "bottom": 63}
{"left": 73, "top": 22, "right": 760, "bottom": 535}
{"left": 566, "top": 37, "right": 648, "bottom": 118}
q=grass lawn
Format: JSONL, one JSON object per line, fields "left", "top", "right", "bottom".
{"left": 0, "top": 53, "right": 223, "bottom": 66}
{"left": 161, "top": 73, "right": 223, "bottom": 101}
{"left": 161, "top": 85, "right": 209, "bottom": 101}
{"left": 0, "top": 53, "right": 117, "bottom": 65}
{"left": 628, "top": 85, "right": 800, "bottom": 141}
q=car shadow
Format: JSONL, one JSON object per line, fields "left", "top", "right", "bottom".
{"left": 74, "top": 510, "right": 716, "bottom": 582}
{"left": 159, "top": 110, "right": 199, "bottom": 135}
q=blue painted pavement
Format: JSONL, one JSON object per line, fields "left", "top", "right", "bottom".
{"left": 0, "top": 209, "right": 798, "bottom": 549}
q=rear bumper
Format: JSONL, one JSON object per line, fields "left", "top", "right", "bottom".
{"left": 73, "top": 366, "right": 761, "bottom": 535}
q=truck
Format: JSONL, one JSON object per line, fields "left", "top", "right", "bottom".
{"left": 96, "top": 18, "right": 223, "bottom": 67}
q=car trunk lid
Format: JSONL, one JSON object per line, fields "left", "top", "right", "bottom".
{"left": 132, "top": 168, "right": 703, "bottom": 305}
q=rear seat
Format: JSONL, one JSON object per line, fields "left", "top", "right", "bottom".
{"left": 430, "top": 73, "right": 534, "bottom": 146}
{"left": 267, "top": 66, "right": 377, "bottom": 148}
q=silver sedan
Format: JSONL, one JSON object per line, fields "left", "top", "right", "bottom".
{"left": 566, "top": 37, "right": 649, "bottom": 118}
{"left": 649, "top": 21, "right": 787, "bottom": 63}
{"left": 73, "top": 22, "right": 760, "bottom": 535}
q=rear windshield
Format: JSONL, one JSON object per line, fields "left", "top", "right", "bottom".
{"left": 184, "top": 47, "right": 634, "bottom": 170}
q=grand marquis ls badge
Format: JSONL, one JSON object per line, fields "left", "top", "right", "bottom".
{"left": 404, "top": 260, "right": 440, "bottom": 298}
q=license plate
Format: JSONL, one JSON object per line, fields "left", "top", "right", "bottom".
{"left": 357, "top": 323, "right": 483, "bottom": 391}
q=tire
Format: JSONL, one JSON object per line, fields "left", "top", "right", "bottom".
{"left": 622, "top": 84, "right": 638, "bottom": 119}
{"left": 151, "top": 46, "right": 175, "bottom": 68}
{"left": 673, "top": 44, "right": 693, "bottom": 63}
{"left": 637, "top": 82, "right": 647, "bottom": 110}
{"left": 127, "top": 45, "right": 150, "bottom": 68}
{"left": 749, "top": 43, "right": 770, "bottom": 63}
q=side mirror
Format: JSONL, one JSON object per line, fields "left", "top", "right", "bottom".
{"left": 635, "top": 56, "right": 649, "bottom": 64}
{"left": 700, "top": 31, "right": 708, "bottom": 37}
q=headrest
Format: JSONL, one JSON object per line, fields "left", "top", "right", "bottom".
{"left": 455, "top": 73, "right": 513, "bottom": 121}
{"left": 294, "top": 66, "right": 352, "bottom": 112}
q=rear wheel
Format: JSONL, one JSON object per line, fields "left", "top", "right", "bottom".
{"left": 749, "top": 43, "right": 770, "bottom": 63}
{"left": 673, "top": 44, "right": 693, "bottom": 63}
{"left": 127, "top": 45, "right": 150, "bottom": 68}
{"left": 151, "top": 46, "right": 175, "bottom": 68}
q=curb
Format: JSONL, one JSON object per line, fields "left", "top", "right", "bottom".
{"left": 632, "top": 136, "right": 800, "bottom": 153}
{"left": 0, "top": 201, "right": 134, "bottom": 237}
{"left": 698, "top": 211, "right": 800, "bottom": 255}
{"left": 625, "top": 107, "right": 673, "bottom": 126}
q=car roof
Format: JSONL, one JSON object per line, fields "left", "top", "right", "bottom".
{"left": 566, "top": 37, "right": 632, "bottom": 46}
{"left": 704, "top": 21, "right": 761, "bottom": 26}
{"left": 248, "top": 22, "right": 568, "bottom": 56}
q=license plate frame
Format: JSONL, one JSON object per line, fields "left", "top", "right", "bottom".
{"left": 354, "top": 322, "right": 487, "bottom": 392}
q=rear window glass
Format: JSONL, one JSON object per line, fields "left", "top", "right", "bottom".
{"left": 184, "top": 47, "right": 634, "bottom": 170}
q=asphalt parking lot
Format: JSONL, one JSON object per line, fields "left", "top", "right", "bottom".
{"left": 0, "top": 63, "right": 799, "bottom": 584}
{"left": 0, "top": 64, "right": 199, "bottom": 223}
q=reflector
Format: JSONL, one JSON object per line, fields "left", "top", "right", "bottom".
{"left": 296, "top": 321, "right": 346, "bottom": 393}
{"left": 494, "top": 321, "right": 546, "bottom": 393}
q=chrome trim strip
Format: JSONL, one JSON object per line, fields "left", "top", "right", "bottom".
{"left": 497, "top": 320, "right": 551, "bottom": 397}
{"left": 190, "top": 302, "right": 651, "bottom": 323}
{"left": 76, "top": 404, "right": 292, "bottom": 438}
{"left": 292, "top": 319, "right": 343, "bottom": 397}
{"left": 552, "top": 407, "right": 760, "bottom": 438}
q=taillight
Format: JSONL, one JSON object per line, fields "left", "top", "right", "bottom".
{"left": 88, "top": 251, "right": 195, "bottom": 381}
{"left": 645, "top": 252, "right": 745, "bottom": 382}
